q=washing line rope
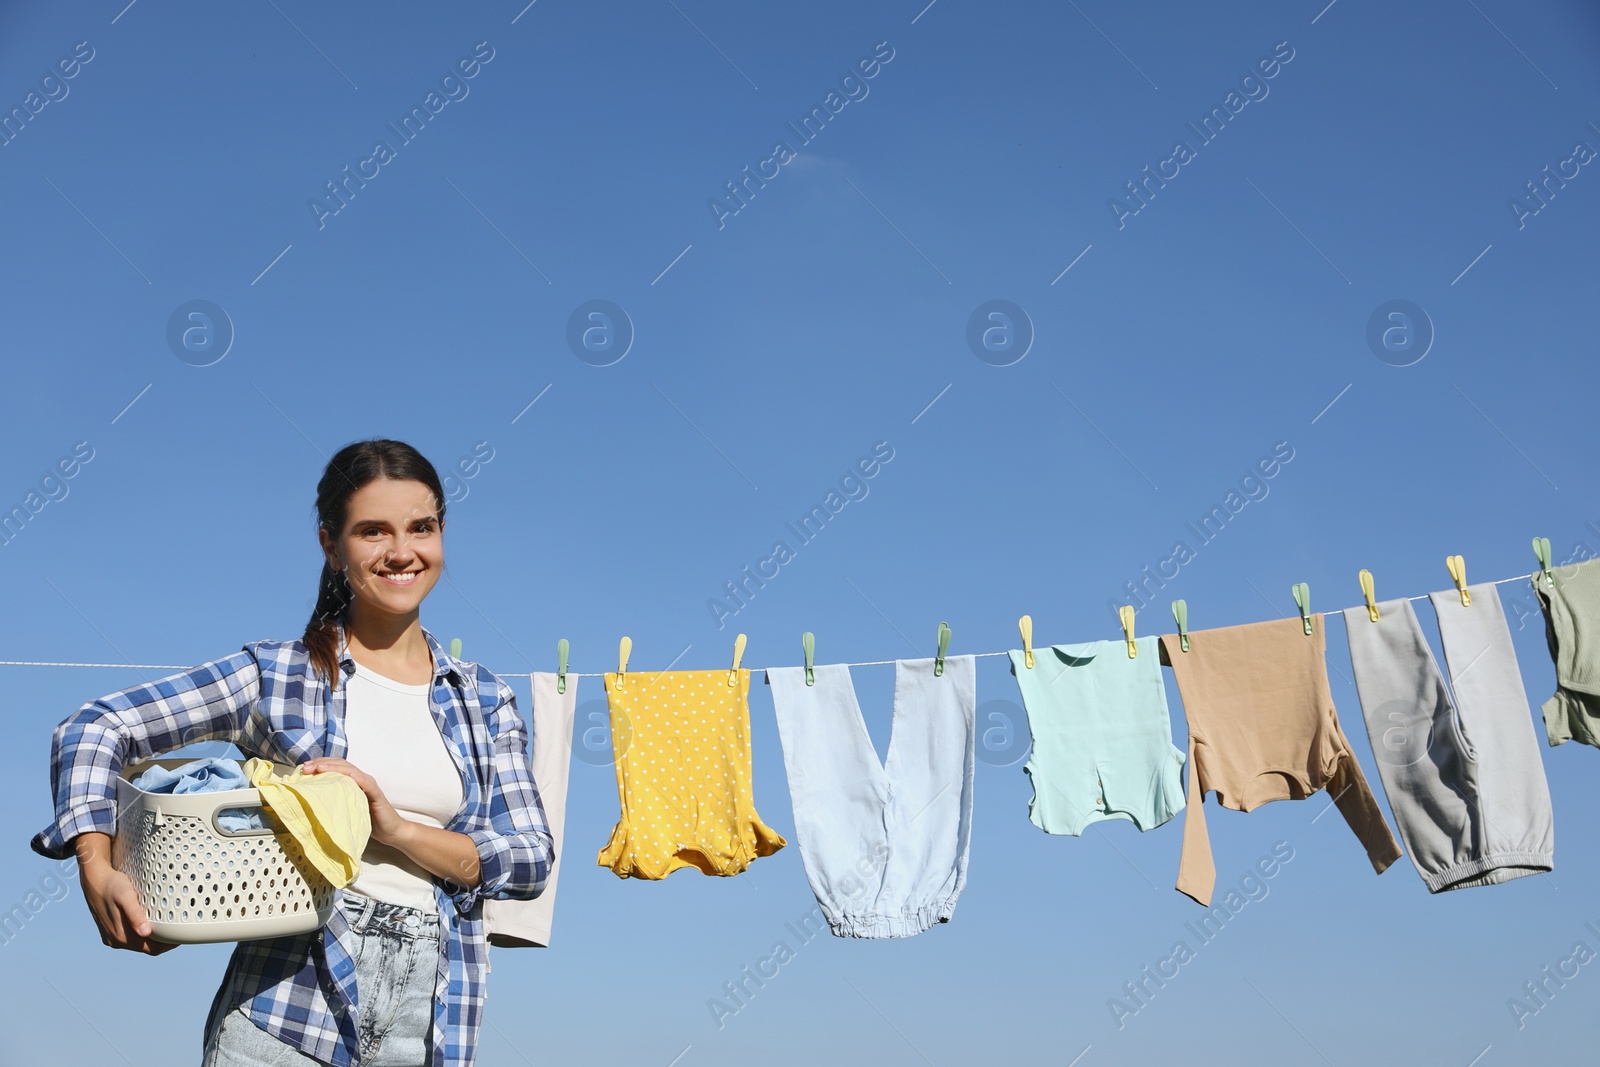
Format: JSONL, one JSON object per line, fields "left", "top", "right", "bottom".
{"left": 0, "top": 571, "right": 1545, "bottom": 678}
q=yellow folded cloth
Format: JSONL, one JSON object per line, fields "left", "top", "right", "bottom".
{"left": 243, "top": 758, "right": 372, "bottom": 888}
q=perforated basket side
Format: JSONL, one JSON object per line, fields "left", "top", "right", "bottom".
{"left": 114, "top": 764, "right": 336, "bottom": 944}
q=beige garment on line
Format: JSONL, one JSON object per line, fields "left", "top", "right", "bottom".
{"left": 1160, "top": 614, "right": 1402, "bottom": 907}
{"left": 485, "top": 670, "right": 577, "bottom": 948}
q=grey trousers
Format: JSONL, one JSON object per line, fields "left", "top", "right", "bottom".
{"left": 1343, "top": 582, "right": 1553, "bottom": 892}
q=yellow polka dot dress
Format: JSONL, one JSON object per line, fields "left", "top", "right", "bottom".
{"left": 597, "top": 667, "right": 786, "bottom": 879}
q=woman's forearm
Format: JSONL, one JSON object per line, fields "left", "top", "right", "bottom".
{"left": 73, "top": 831, "right": 114, "bottom": 869}
{"left": 387, "top": 821, "right": 481, "bottom": 889}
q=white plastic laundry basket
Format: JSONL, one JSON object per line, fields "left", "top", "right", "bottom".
{"left": 112, "top": 758, "right": 336, "bottom": 944}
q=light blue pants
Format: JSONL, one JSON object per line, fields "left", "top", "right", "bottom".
{"left": 202, "top": 892, "right": 441, "bottom": 1066}
{"left": 766, "top": 655, "right": 975, "bottom": 938}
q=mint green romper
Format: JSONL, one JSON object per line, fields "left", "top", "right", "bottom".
{"left": 1007, "top": 635, "right": 1186, "bottom": 835}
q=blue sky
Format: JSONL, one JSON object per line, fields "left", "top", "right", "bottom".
{"left": 2, "top": 1, "right": 1599, "bottom": 1063}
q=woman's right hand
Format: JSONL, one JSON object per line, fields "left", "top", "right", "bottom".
{"left": 74, "top": 832, "right": 177, "bottom": 955}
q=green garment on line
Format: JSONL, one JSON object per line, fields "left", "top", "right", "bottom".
{"left": 1534, "top": 557, "right": 1600, "bottom": 749}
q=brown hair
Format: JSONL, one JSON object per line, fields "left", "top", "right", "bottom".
{"left": 304, "top": 439, "right": 447, "bottom": 688}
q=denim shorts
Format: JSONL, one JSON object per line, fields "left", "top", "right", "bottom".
{"left": 202, "top": 891, "right": 441, "bottom": 1066}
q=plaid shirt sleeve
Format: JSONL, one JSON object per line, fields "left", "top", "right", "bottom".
{"left": 30, "top": 648, "right": 262, "bottom": 860}
{"left": 448, "top": 675, "right": 554, "bottom": 915}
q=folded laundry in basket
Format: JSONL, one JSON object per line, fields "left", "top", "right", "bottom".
{"left": 243, "top": 758, "right": 372, "bottom": 889}
{"left": 131, "top": 757, "right": 267, "bottom": 832}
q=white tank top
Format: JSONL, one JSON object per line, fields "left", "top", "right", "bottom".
{"left": 342, "top": 660, "right": 465, "bottom": 910}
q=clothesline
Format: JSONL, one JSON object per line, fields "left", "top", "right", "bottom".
{"left": 0, "top": 571, "right": 1544, "bottom": 678}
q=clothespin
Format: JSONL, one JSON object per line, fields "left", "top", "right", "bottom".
{"left": 728, "top": 633, "right": 746, "bottom": 686}
{"left": 1019, "top": 615, "right": 1035, "bottom": 669}
{"left": 1291, "top": 583, "right": 1313, "bottom": 635}
{"left": 934, "top": 621, "right": 951, "bottom": 676}
{"left": 1171, "top": 600, "right": 1190, "bottom": 653}
{"left": 556, "top": 638, "right": 569, "bottom": 694}
{"left": 449, "top": 637, "right": 462, "bottom": 659}
{"left": 1446, "top": 555, "right": 1471, "bottom": 606}
{"left": 1358, "top": 569, "right": 1379, "bottom": 622}
{"left": 616, "top": 636, "right": 631, "bottom": 687}
{"left": 1533, "top": 537, "right": 1554, "bottom": 587}
{"left": 1118, "top": 605, "right": 1137, "bottom": 658}
{"left": 802, "top": 632, "right": 815, "bottom": 686}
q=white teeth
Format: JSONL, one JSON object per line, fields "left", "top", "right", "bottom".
{"left": 381, "top": 572, "right": 416, "bottom": 582}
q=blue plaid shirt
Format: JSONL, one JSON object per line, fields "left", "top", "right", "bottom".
{"left": 31, "top": 625, "right": 554, "bottom": 1067}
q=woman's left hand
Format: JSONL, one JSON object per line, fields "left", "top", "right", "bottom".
{"left": 301, "top": 757, "right": 408, "bottom": 847}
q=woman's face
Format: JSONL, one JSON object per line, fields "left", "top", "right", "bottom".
{"left": 321, "top": 477, "right": 443, "bottom": 621}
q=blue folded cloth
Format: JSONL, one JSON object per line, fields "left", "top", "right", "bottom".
{"left": 132, "top": 756, "right": 246, "bottom": 794}
{"left": 131, "top": 757, "right": 267, "bottom": 832}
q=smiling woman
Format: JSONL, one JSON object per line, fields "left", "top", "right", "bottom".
{"left": 303, "top": 444, "right": 451, "bottom": 688}
{"left": 30, "top": 437, "right": 554, "bottom": 1067}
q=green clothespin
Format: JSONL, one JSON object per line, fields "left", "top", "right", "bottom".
{"left": 1171, "top": 599, "right": 1190, "bottom": 653}
{"left": 803, "top": 631, "right": 815, "bottom": 686}
{"left": 934, "top": 621, "right": 951, "bottom": 676}
{"left": 449, "top": 637, "right": 462, "bottom": 659}
{"left": 1533, "top": 537, "right": 1554, "bottom": 587}
{"left": 1291, "top": 583, "right": 1313, "bottom": 635}
{"left": 557, "top": 638, "right": 569, "bottom": 694}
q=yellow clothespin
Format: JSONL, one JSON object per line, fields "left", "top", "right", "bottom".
{"left": 1358, "top": 569, "right": 1379, "bottom": 622}
{"left": 1118, "top": 605, "right": 1137, "bottom": 658}
{"left": 557, "top": 638, "right": 569, "bottom": 694}
{"left": 616, "top": 636, "right": 631, "bottom": 687}
{"left": 728, "top": 633, "right": 746, "bottom": 686}
{"left": 934, "top": 621, "right": 951, "bottom": 676}
{"left": 1446, "top": 555, "right": 1470, "bottom": 606}
{"left": 1019, "top": 615, "right": 1035, "bottom": 669}
{"left": 1171, "top": 600, "right": 1189, "bottom": 653}
{"left": 803, "top": 632, "right": 815, "bottom": 686}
